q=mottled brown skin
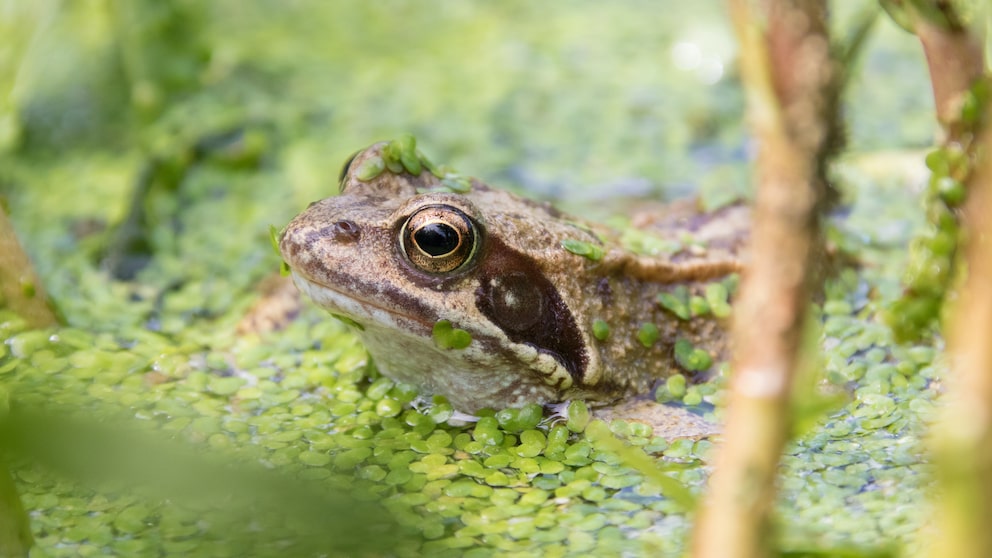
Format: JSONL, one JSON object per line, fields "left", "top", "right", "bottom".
{"left": 279, "top": 142, "right": 744, "bottom": 412}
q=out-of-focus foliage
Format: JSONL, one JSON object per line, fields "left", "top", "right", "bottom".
{"left": 0, "top": 403, "right": 415, "bottom": 556}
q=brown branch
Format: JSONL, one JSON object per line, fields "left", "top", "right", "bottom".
{"left": 925, "top": 107, "right": 992, "bottom": 558}
{"left": 913, "top": 9, "right": 985, "bottom": 136}
{"left": 0, "top": 207, "right": 57, "bottom": 329}
{"left": 884, "top": 2, "right": 986, "bottom": 343}
{"left": 691, "top": 1, "right": 838, "bottom": 556}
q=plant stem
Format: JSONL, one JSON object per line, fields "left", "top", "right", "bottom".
{"left": 925, "top": 105, "right": 992, "bottom": 558}
{"left": 691, "top": 1, "right": 838, "bottom": 556}
{"left": 883, "top": 1, "right": 987, "bottom": 342}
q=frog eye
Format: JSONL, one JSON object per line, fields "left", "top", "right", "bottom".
{"left": 400, "top": 205, "right": 478, "bottom": 274}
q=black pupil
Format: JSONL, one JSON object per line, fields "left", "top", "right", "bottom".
{"left": 414, "top": 222, "right": 460, "bottom": 256}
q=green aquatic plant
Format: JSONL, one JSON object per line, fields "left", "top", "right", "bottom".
{"left": 885, "top": 78, "right": 992, "bottom": 343}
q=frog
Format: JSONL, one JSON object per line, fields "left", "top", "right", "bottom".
{"left": 278, "top": 138, "right": 745, "bottom": 414}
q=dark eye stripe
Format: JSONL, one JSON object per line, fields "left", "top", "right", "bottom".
{"left": 474, "top": 235, "right": 587, "bottom": 384}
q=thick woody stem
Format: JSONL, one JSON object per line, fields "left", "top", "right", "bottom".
{"left": 691, "top": 1, "right": 837, "bottom": 556}
{"left": 914, "top": 15, "right": 985, "bottom": 136}
{"left": 925, "top": 113, "right": 992, "bottom": 558}
{"left": 883, "top": 2, "right": 986, "bottom": 343}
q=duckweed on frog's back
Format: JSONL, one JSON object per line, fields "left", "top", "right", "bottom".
{"left": 279, "top": 138, "right": 744, "bottom": 412}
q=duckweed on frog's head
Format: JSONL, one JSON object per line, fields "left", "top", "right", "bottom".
{"left": 279, "top": 138, "right": 742, "bottom": 412}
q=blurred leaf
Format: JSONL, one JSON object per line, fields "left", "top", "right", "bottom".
{"left": 0, "top": 403, "right": 420, "bottom": 556}
{"left": 0, "top": 465, "right": 32, "bottom": 557}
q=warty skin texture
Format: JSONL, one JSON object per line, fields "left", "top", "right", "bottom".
{"left": 280, "top": 142, "right": 743, "bottom": 412}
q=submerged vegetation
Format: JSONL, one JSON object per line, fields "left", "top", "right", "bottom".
{"left": 1, "top": 1, "right": 989, "bottom": 556}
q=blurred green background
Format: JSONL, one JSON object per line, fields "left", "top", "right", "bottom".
{"left": 1, "top": 1, "right": 935, "bottom": 324}
{"left": 2, "top": 1, "right": 933, "bottom": 192}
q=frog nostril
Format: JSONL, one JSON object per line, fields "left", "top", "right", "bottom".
{"left": 330, "top": 220, "right": 361, "bottom": 243}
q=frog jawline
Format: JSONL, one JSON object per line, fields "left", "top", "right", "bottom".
{"left": 290, "top": 271, "right": 434, "bottom": 334}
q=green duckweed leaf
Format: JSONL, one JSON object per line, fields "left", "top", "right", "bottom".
{"left": 433, "top": 320, "right": 472, "bottom": 350}
{"left": 418, "top": 150, "right": 443, "bottom": 178}
{"left": 935, "top": 176, "right": 965, "bottom": 206}
{"left": 395, "top": 134, "right": 422, "bottom": 175}
{"left": 637, "top": 323, "right": 659, "bottom": 348}
{"left": 705, "top": 282, "right": 732, "bottom": 318}
{"left": 924, "top": 147, "right": 949, "bottom": 175}
{"left": 561, "top": 239, "right": 604, "bottom": 261}
{"left": 689, "top": 295, "right": 709, "bottom": 317}
{"left": 565, "top": 400, "right": 590, "bottom": 433}
{"left": 657, "top": 284, "right": 691, "bottom": 320}
{"left": 585, "top": 421, "right": 694, "bottom": 511}
{"left": 354, "top": 156, "right": 385, "bottom": 181}
{"left": 440, "top": 176, "right": 472, "bottom": 193}
{"left": 674, "top": 339, "right": 712, "bottom": 371}
{"left": 666, "top": 374, "right": 687, "bottom": 398}
{"left": 381, "top": 142, "right": 404, "bottom": 174}
{"left": 592, "top": 319, "right": 610, "bottom": 341}
{"left": 496, "top": 403, "right": 543, "bottom": 433}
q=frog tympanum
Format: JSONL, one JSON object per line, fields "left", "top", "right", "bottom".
{"left": 279, "top": 139, "right": 744, "bottom": 413}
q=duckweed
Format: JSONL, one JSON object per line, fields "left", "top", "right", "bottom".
{"left": 432, "top": 320, "right": 472, "bottom": 350}
{"left": 561, "top": 239, "right": 605, "bottom": 261}
{"left": 439, "top": 175, "right": 473, "bottom": 194}
{"left": 689, "top": 295, "right": 709, "bottom": 317}
{"left": 207, "top": 376, "right": 245, "bottom": 396}
{"left": 637, "top": 323, "right": 660, "bottom": 348}
{"left": 885, "top": 80, "right": 991, "bottom": 342}
{"left": 704, "top": 283, "right": 732, "bottom": 318}
{"left": 473, "top": 417, "right": 505, "bottom": 446}
{"left": 425, "top": 399, "right": 455, "bottom": 424}
{"left": 496, "top": 403, "right": 543, "bottom": 432}
{"left": 565, "top": 401, "right": 590, "bottom": 433}
{"left": 394, "top": 134, "right": 423, "bottom": 176}
{"left": 657, "top": 287, "right": 691, "bottom": 320}
{"left": 682, "top": 387, "right": 704, "bottom": 406}
{"left": 592, "top": 318, "right": 610, "bottom": 341}
{"left": 373, "top": 398, "right": 401, "bottom": 417}
{"left": 673, "top": 339, "right": 712, "bottom": 371}
{"left": 665, "top": 373, "right": 687, "bottom": 398}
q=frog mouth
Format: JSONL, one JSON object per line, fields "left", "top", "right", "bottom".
{"left": 289, "top": 271, "right": 436, "bottom": 334}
